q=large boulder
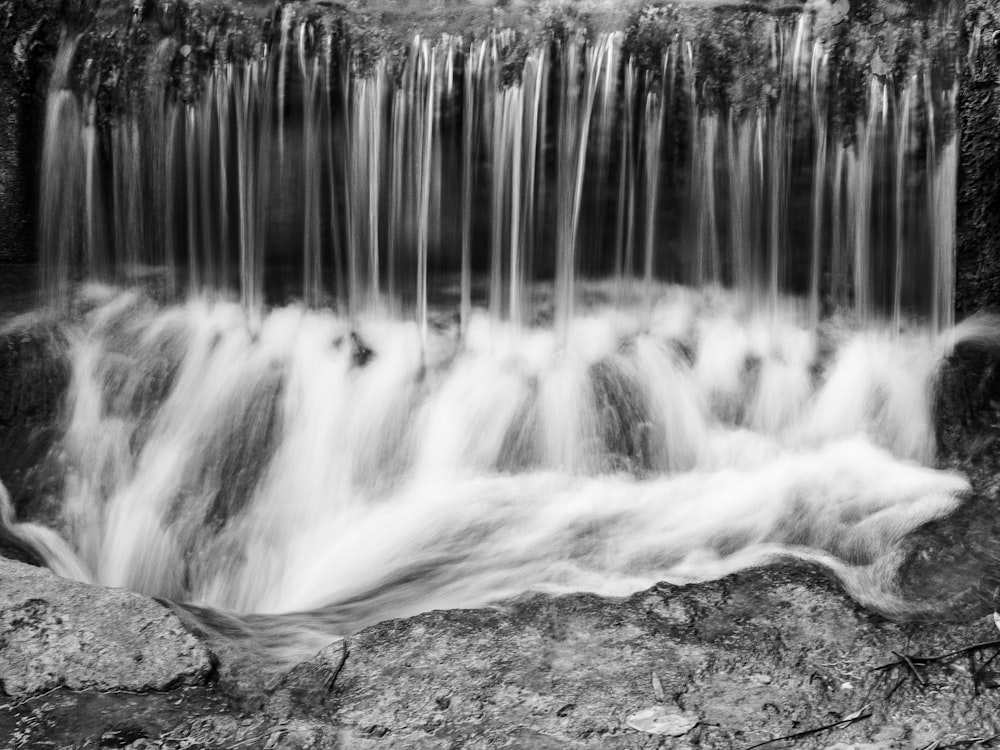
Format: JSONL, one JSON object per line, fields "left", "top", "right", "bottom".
{"left": 0, "top": 556, "right": 215, "bottom": 698}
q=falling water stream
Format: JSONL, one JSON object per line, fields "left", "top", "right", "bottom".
{"left": 3, "top": 4, "right": 975, "bottom": 664}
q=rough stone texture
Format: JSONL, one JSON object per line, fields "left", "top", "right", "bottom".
{"left": 896, "top": 319, "right": 1000, "bottom": 617}
{"left": 325, "top": 566, "right": 1000, "bottom": 749}
{"left": 0, "top": 557, "right": 215, "bottom": 698}
{"left": 6, "top": 563, "right": 1000, "bottom": 749}
{"left": 959, "top": 0, "right": 1000, "bottom": 318}
{"left": 0, "top": 314, "right": 71, "bottom": 530}
{"left": 0, "top": 77, "right": 28, "bottom": 265}
{"left": 0, "top": 0, "right": 62, "bottom": 265}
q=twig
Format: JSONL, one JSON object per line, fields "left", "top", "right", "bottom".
{"left": 892, "top": 650, "right": 928, "bottom": 687}
{"left": 874, "top": 640, "right": 1000, "bottom": 672}
{"left": 742, "top": 704, "right": 872, "bottom": 750}
{"left": 927, "top": 733, "right": 1000, "bottom": 749}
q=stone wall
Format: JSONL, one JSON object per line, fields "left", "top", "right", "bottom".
{"left": 959, "top": 0, "right": 1000, "bottom": 318}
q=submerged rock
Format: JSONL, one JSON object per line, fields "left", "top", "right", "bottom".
{"left": 0, "top": 557, "right": 215, "bottom": 698}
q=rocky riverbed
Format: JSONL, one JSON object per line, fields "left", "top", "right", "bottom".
{"left": 3, "top": 557, "right": 1000, "bottom": 749}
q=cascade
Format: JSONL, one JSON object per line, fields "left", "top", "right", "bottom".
{"left": 2, "top": 0, "right": 976, "bottom": 664}
{"left": 38, "top": 4, "right": 959, "bottom": 331}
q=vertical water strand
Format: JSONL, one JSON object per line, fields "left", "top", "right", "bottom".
{"left": 185, "top": 104, "right": 201, "bottom": 292}
{"left": 783, "top": 13, "right": 808, "bottom": 308}
{"left": 487, "top": 38, "right": 505, "bottom": 325}
{"left": 110, "top": 119, "right": 125, "bottom": 280}
{"left": 614, "top": 57, "right": 636, "bottom": 301}
{"left": 250, "top": 52, "right": 273, "bottom": 313}
{"left": 808, "top": 40, "right": 829, "bottom": 327}
{"left": 754, "top": 113, "right": 766, "bottom": 299}
{"left": 165, "top": 98, "right": 181, "bottom": 298}
{"left": 367, "top": 66, "right": 387, "bottom": 313}
{"left": 519, "top": 45, "right": 547, "bottom": 327}
{"left": 588, "top": 33, "right": 621, "bottom": 279}
{"left": 554, "top": 34, "right": 610, "bottom": 335}
{"left": 554, "top": 35, "right": 578, "bottom": 331}
{"left": 460, "top": 41, "right": 485, "bottom": 336}
{"left": 931, "top": 80, "right": 959, "bottom": 334}
{"left": 850, "top": 78, "right": 884, "bottom": 322}
{"left": 234, "top": 61, "right": 255, "bottom": 308}
{"left": 142, "top": 38, "right": 176, "bottom": 296}
{"left": 276, "top": 5, "right": 294, "bottom": 171}
{"left": 345, "top": 60, "right": 386, "bottom": 315}
{"left": 417, "top": 40, "right": 437, "bottom": 346}
{"left": 197, "top": 75, "right": 216, "bottom": 292}
{"left": 642, "top": 83, "right": 662, "bottom": 323}
{"left": 302, "top": 48, "right": 323, "bottom": 307}
{"left": 118, "top": 115, "right": 143, "bottom": 279}
{"left": 893, "top": 75, "right": 915, "bottom": 330}
{"left": 127, "top": 117, "right": 145, "bottom": 278}
{"left": 322, "top": 33, "right": 346, "bottom": 310}
{"left": 82, "top": 99, "right": 100, "bottom": 280}
{"left": 216, "top": 65, "right": 231, "bottom": 296}
{"left": 830, "top": 142, "right": 847, "bottom": 310}
{"left": 387, "top": 51, "right": 408, "bottom": 317}
{"left": 766, "top": 22, "right": 786, "bottom": 313}
{"left": 507, "top": 85, "right": 525, "bottom": 327}
{"left": 727, "top": 116, "right": 756, "bottom": 300}
{"left": 683, "top": 40, "right": 699, "bottom": 286}
{"left": 39, "top": 68, "right": 84, "bottom": 301}
{"left": 695, "top": 115, "right": 720, "bottom": 286}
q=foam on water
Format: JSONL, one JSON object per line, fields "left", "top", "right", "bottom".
{"left": 13, "top": 283, "right": 968, "bottom": 661}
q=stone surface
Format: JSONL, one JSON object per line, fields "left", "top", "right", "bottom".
{"left": 0, "top": 314, "right": 71, "bottom": 531}
{"left": 895, "top": 320, "right": 1000, "bottom": 617}
{"left": 0, "top": 0, "right": 62, "bottom": 265}
{"left": 959, "top": 0, "right": 1000, "bottom": 318}
{"left": 6, "top": 562, "right": 1000, "bottom": 748}
{"left": 0, "top": 557, "right": 215, "bottom": 698}
{"left": 325, "top": 565, "right": 1000, "bottom": 748}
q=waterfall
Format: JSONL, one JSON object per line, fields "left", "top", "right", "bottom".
{"left": 10, "top": 3, "right": 973, "bottom": 661}
{"left": 36, "top": 8, "right": 959, "bottom": 332}
{"left": 40, "top": 285, "right": 967, "bottom": 630}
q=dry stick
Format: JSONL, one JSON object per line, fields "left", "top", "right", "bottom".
{"left": 873, "top": 640, "right": 1000, "bottom": 672}
{"left": 742, "top": 704, "right": 873, "bottom": 750}
{"left": 931, "top": 732, "right": 1000, "bottom": 750}
{"left": 892, "top": 649, "right": 928, "bottom": 687}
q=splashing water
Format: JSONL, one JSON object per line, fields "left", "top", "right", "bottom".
{"left": 3, "top": 282, "right": 964, "bottom": 665}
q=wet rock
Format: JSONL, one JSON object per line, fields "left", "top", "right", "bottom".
{"left": 325, "top": 564, "right": 1000, "bottom": 748}
{"left": 895, "top": 323, "right": 1000, "bottom": 616}
{"left": 0, "top": 557, "right": 215, "bottom": 698}
{"left": 0, "top": 316, "right": 72, "bottom": 528}
{"left": 960, "top": 1, "right": 1000, "bottom": 318}
{"left": 3, "top": 560, "right": 1000, "bottom": 748}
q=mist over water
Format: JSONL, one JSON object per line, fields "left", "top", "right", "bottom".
{"left": 13, "top": 4, "right": 973, "bottom": 662}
